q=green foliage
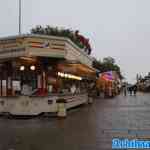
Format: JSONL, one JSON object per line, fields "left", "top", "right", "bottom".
{"left": 92, "top": 57, "right": 124, "bottom": 79}
{"left": 103, "top": 56, "right": 115, "bottom": 64}
{"left": 31, "top": 25, "right": 85, "bottom": 49}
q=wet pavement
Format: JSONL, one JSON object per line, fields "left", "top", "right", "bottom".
{"left": 0, "top": 93, "right": 150, "bottom": 150}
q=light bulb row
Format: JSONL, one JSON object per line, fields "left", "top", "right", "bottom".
{"left": 57, "top": 72, "right": 82, "bottom": 80}
{"left": 20, "top": 65, "right": 36, "bottom": 71}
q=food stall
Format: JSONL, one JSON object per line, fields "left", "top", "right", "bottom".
{"left": 96, "top": 71, "right": 120, "bottom": 98}
{"left": 0, "top": 34, "right": 96, "bottom": 116}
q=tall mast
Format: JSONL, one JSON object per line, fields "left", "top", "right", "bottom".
{"left": 19, "top": 0, "right": 21, "bottom": 35}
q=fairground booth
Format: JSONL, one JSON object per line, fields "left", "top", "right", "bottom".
{"left": 96, "top": 71, "right": 121, "bottom": 97}
{"left": 0, "top": 34, "right": 96, "bottom": 116}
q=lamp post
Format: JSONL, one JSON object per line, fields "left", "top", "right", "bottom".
{"left": 19, "top": 0, "right": 21, "bottom": 35}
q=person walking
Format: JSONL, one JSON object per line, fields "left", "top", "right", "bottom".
{"left": 128, "top": 86, "right": 133, "bottom": 96}
{"left": 133, "top": 84, "right": 137, "bottom": 96}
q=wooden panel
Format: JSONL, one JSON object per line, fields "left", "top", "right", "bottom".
{"left": 28, "top": 48, "right": 65, "bottom": 58}
{"left": 0, "top": 48, "right": 26, "bottom": 59}
{"left": 0, "top": 38, "right": 27, "bottom": 59}
{"left": 26, "top": 37, "right": 66, "bottom": 51}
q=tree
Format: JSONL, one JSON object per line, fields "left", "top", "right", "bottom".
{"left": 103, "top": 57, "right": 115, "bottom": 64}
{"left": 92, "top": 57, "right": 124, "bottom": 79}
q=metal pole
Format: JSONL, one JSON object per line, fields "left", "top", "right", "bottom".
{"left": 19, "top": 0, "right": 21, "bottom": 35}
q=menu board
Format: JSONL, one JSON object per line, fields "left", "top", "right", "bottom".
{"left": 12, "top": 81, "right": 21, "bottom": 91}
{"left": 7, "top": 77, "right": 11, "bottom": 89}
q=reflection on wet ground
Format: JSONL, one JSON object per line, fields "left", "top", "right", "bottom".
{"left": 0, "top": 93, "right": 150, "bottom": 150}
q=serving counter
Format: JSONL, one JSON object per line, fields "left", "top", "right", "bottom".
{"left": 0, "top": 92, "right": 89, "bottom": 117}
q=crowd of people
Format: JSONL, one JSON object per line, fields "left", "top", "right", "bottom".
{"left": 122, "top": 84, "right": 137, "bottom": 96}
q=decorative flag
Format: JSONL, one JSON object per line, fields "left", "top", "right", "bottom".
{"left": 101, "top": 71, "right": 114, "bottom": 81}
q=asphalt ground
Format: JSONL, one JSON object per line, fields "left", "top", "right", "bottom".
{"left": 0, "top": 92, "right": 150, "bottom": 150}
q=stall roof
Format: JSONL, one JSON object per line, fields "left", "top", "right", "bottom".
{"left": 0, "top": 34, "right": 94, "bottom": 68}
{"left": 0, "top": 34, "right": 93, "bottom": 60}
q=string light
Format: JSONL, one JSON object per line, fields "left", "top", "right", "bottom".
{"left": 57, "top": 72, "right": 82, "bottom": 80}
{"left": 30, "top": 65, "right": 36, "bottom": 71}
{"left": 20, "top": 66, "right": 25, "bottom": 71}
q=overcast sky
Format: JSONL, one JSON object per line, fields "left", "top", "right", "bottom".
{"left": 0, "top": 0, "right": 150, "bottom": 83}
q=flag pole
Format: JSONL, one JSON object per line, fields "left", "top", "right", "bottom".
{"left": 19, "top": 0, "right": 21, "bottom": 35}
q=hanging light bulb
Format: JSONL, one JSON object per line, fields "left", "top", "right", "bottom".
{"left": 30, "top": 65, "right": 36, "bottom": 71}
{"left": 20, "top": 66, "right": 25, "bottom": 71}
